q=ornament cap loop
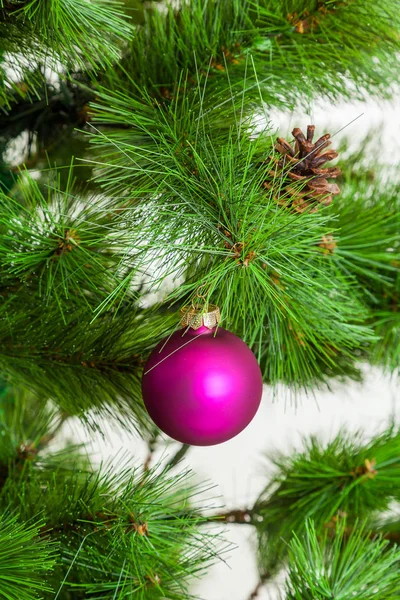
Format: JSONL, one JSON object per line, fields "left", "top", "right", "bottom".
{"left": 180, "top": 304, "right": 221, "bottom": 330}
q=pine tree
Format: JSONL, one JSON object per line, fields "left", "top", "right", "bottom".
{"left": 1, "top": 0, "right": 400, "bottom": 598}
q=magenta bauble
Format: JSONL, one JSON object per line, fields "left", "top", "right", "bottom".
{"left": 141, "top": 324, "right": 263, "bottom": 446}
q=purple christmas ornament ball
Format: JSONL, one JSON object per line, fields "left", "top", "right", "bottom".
{"left": 141, "top": 320, "right": 263, "bottom": 446}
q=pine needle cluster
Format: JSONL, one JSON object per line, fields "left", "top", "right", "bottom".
{"left": 286, "top": 520, "right": 400, "bottom": 600}
{"left": 252, "top": 427, "right": 400, "bottom": 574}
{"left": 0, "top": 384, "right": 223, "bottom": 599}
{"left": 0, "top": 0, "right": 133, "bottom": 109}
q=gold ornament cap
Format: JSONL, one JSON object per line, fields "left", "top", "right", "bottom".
{"left": 180, "top": 304, "right": 221, "bottom": 330}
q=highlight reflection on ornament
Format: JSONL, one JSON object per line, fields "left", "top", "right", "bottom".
{"left": 141, "top": 305, "right": 263, "bottom": 446}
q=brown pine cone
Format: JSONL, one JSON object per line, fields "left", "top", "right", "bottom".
{"left": 263, "top": 125, "right": 341, "bottom": 213}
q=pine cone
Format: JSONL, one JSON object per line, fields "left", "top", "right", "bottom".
{"left": 263, "top": 125, "right": 341, "bottom": 213}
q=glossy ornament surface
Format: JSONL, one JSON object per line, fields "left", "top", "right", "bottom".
{"left": 142, "top": 325, "right": 263, "bottom": 446}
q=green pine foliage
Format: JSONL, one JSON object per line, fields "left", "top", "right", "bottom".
{"left": 85, "top": 80, "right": 400, "bottom": 388}
{"left": 1, "top": 0, "right": 400, "bottom": 597}
{"left": 286, "top": 520, "right": 400, "bottom": 600}
{"left": 0, "top": 168, "right": 182, "bottom": 427}
{"left": 98, "top": 0, "right": 400, "bottom": 107}
{"left": 252, "top": 427, "right": 400, "bottom": 574}
{"left": 0, "top": 0, "right": 133, "bottom": 109}
{"left": 328, "top": 177, "right": 400, "bottom": 372}
{"left": 0, "top": 172, "right": 125, "bottom": 306}
{"left": 81, "top": 0, "right": 400, "bottom": 388}
{"left": 0, "top": 513, "right": 56, "bottom": 600}
{"left": 0, "top": 385, "right": 223, "bottom": 599}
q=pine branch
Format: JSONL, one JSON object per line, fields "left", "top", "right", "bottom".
{"left": 372, "top": 308, "right": 400, "bottom": 372}
{"left": 0, "top": 169, "right": 136, "bottom": 310}
{"left": 86, "top": 0, "right": 400, "bottom": 203}
{"left": 1, "top": 0, "right": 399, "bottom": 597}
{"left": 327, "top": 138, "right": 400, "bottom": 371}
{"left": 333, "top": 187, "right": 400, "bottom": 371}
{"left": 3, "top": 458, "right": 224, "bottom": 599}
{"left": 0, "top": 169, "right": 183, "bottom": 421}
{"left": 0, "top": 389, "right": 226, "bottom": 599}
{"left": 0, "top": 168, "right": 183, "bottom": 425}
{"left": 0, "top": 513, "right": 56, "bottom": 600}
{"left": 0, "top": 0, "right": 133, "bottom": 109}
{"left": 0, "top": 299, "right": 178, "bottom": 429}
{"left": 96, "top": 0, "right": 400, "bottom": 110}
{"left": 0, "top": 72, "right": 94, "bottom": 157}
{"left": 0, "top": 383, "right": 78, "bottom": 492}
{"left": 286, "top": 519, "right": 400, "bottom": 599}
{"left": 85, "top": 105, "right": 378, "bottom": 388}
{"left": 253, "top": 426, "right": 400, "bottom": 574}
{"left": 86, "top": 76, "right": 400, "bottom": 387}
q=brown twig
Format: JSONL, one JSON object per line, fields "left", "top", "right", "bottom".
{"left": 143, "top": 428, "right": 159, "bottom": 472}
{"left": 248, "top": 581, "right": 263, "bottom": 600}
{"left": 246, "top": 572, "right": 273, "bottom": 600}
{"left": 208, "top": 508, "right": 255, "bottom": 524}
{"left": 165, "top": 443, "right": 191, "bottom": 469}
